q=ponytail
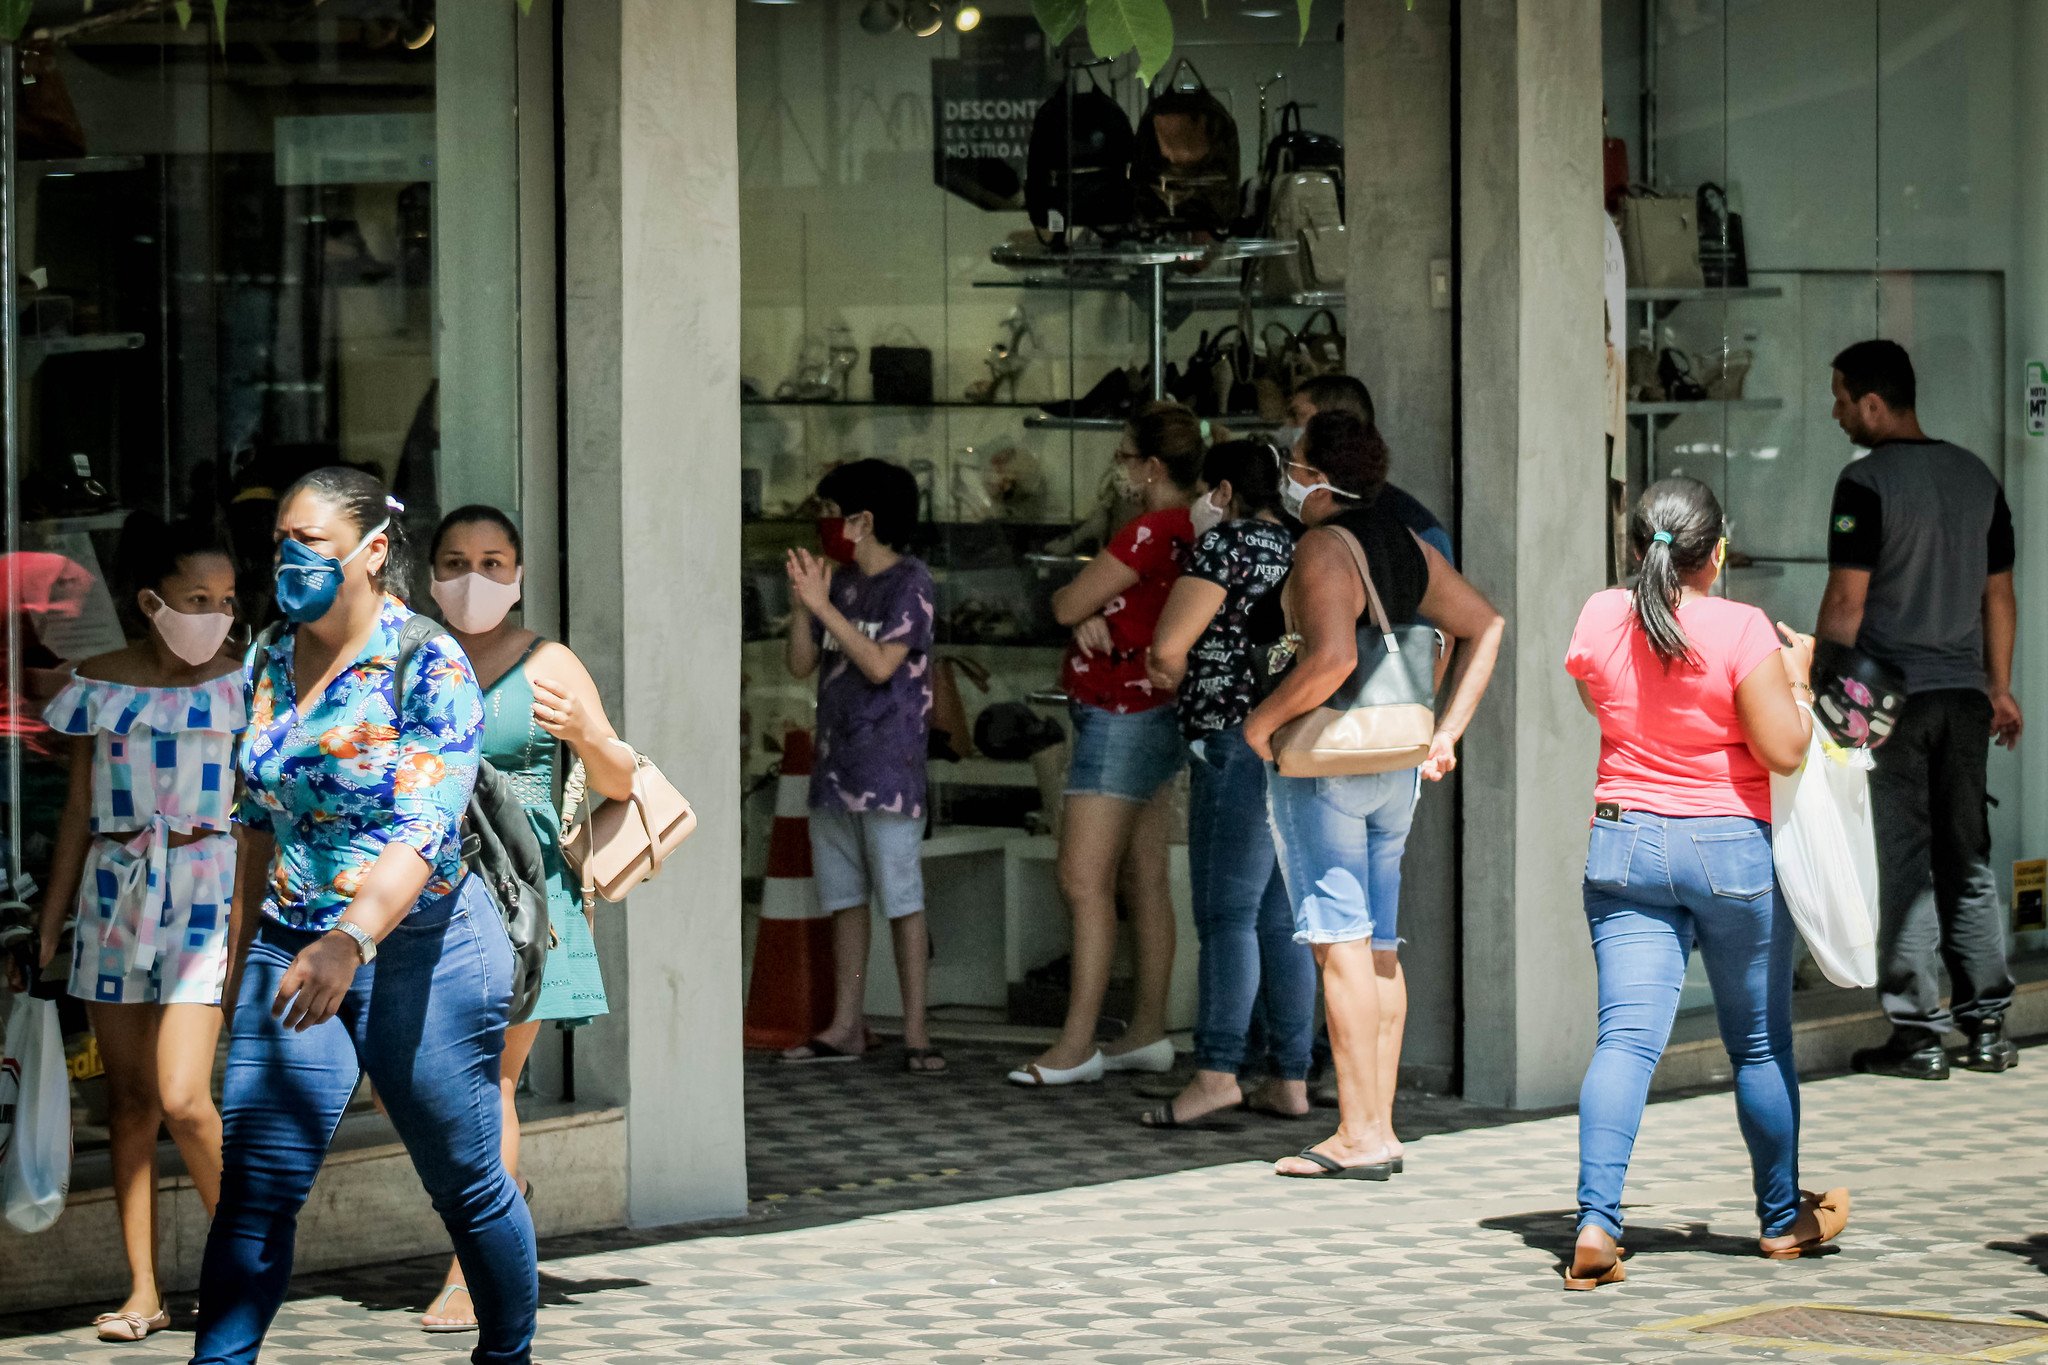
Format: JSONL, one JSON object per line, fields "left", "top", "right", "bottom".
{"left": 1628, "top": 477, "right": 1724, "bottom": 667}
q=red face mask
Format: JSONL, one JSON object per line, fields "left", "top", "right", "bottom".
{"left": 816, "top": 516, "right": 860, "bottom": 565}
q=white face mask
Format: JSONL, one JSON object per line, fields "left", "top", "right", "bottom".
{"left": 144, "top": 593, "right": 235, "bottom": 667}
{"left": 1280, "top": 470, "right": 1353, "bottom": 522}
{"left": 1189, "top": 490, "right": 1228, "bottom": 538}
{"left": 431, "top": 568, "right": 523, "bottom": 634}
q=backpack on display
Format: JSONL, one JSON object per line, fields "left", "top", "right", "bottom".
{"left": 1261, "top": 170, "right": 1345, "bottom": 294}
{"left": 1025, "top": 69, "right": 1135, "bottom": 245}
{"left": 1256, "top": 102, "right": 1344, "bottom": 219}
{"left": 1132, "top": 59, "right": 1240, "bottom": 235}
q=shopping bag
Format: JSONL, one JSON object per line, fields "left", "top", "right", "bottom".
{"left": 0, "top": 992, "right": 72, "bottom": 1232}
{"left": 1770, "top": 733, "right": 1879, "bottom": 989}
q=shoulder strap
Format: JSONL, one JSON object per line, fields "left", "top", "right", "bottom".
{"left": 391, "top": 613, "right": 443, "bottom": 707}
{"left": 1315, "top": 525, "right": 1398, "bottom": 651}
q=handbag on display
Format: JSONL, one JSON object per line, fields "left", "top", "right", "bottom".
{"left": 1025, "top": 67, "right": 1136, "bottom": 244}
{"left": 1657, "top": 347, "right": 1706, "bottom": 402}
{"left": 1298, "top": 221, "right": 1348, "bottom": 288}
{"left": 1620, "top": 189, "right": 1704, "bottom": 290}
{"left": 1294, "top": 309, "right": 1346, "bottom": 378}
{"left": 1264, "top": 526, "right": 1441, "bottom": 779}
{"left": 1258, "top": 169, "right": 1342, "bottom": 295}
{"left": 1602, "top": 135, "right": 1629, "bottom": 213}
{"left": 868, "top": 326, "right": 933, "bottom": 405}
{"left": 16, "top": 43, "right": 85, "bottom": 161}
{"left": 1696, "top": 182, "right": 1748, "bottom": 288}
{"left": 560, "top": 745, "right": 698, "bottom": 909}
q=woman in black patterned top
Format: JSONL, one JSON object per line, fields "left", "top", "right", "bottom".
{"left": 1141, "top": 440, "right": 1316, "bottom": 1128}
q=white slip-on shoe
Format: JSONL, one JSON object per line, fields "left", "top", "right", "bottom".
{"left": 1101, "top": 1038, "right": 1175, "bottom": 1074}
{"left": 1007, "top": 1051, "right": 1105, "bottom": 1086}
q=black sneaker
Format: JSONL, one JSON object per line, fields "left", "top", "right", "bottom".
{"left": 1954, "top": 1019, "right": 2020, "bottom": 1073}
{"left": 1851, "top": 1031, "right": 1950, "bottom": 1080}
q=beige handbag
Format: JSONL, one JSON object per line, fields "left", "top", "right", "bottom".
{"left": 1267, "top": 528, "right": 1442, "bottom": 778}
{"left": 560, "top": 744, "right": 698, "bottom": 908}
{"left": 1621, "top": 191, "right": 1704, "bottom": 290}
{"left": 1298, "top": 222, "right": 1348, "bottom": 288}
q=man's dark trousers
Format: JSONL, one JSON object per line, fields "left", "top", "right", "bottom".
{"left": 1870, "top": 689, "right": 2014, "bottom": 1040}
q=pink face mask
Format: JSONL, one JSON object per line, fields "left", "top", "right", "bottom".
{"left": 431, "top": 568, "right": 523, "bottom": 634}
{"left": 144, "top": 594, "right": 234, "bottom": 667}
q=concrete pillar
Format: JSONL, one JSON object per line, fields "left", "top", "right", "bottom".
{"left": 1457, "top": 0, "right": 1608, "bottom": 1108}
{"left": 561, "top": 0, "right": 747, "bottom": 1226}
{"left": 1344, "top": 0, "right": 1459, "bottom": 1090}
{"left": 2013, "top": 1, "right": 2048, "bottom": 888}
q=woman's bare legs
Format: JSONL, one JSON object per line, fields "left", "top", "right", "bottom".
{"left": 1026, "top": 794, "right": 1144, "bottom": 1071}
{"left": 1275, "top": 942, "right": 1394, "bottom": 1174}
{"left": 1373, "top": 950, "right": 1407, "bottom": 1160}
{"left": 1106, "top": 786, "right": 1176, "bottom": 1057}
{"left": 156, "top": 1003, "right": 224, "bottom": 1213}
{"left": 423, "top": 1019, "right": 541, "bottom": 1329}
{"left": 88, "top": 1003, "right": 167, "bottom": 1320}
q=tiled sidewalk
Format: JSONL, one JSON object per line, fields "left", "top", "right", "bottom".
{"left": 4, "top": 1042, "right": 2045, "bottom": 1363}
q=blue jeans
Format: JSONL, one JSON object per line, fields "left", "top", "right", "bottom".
{"left": 1266, "top": 767, "right": 1418, "bottom": 948}
{"left": 193, "top": 878, "right": 537, "bottom": 1364}
{"left": 1577, "top": 812, "right": 1800, "bottom": 1241}
{"left": 1188, "top": 727, "right": 1315, "bottom": 1079}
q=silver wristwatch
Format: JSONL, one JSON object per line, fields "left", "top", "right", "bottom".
{"left": 331, "top": 921, "right": 377, "bottom": 965}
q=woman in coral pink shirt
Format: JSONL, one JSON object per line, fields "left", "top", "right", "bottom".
{"left": 1560, "top": 477, "right": 1846, "bottom": 1291}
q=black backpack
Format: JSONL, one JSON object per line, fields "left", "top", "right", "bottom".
{"left": 1025, "top": 70, "right": 1135, "bottom": 244}
{"left": 256, "top": 616, "right": 552, "bottom": 1024}
{"left": 1132, "top": 59, "right": 1240, "bottom": 235}
{"left": 391, "top": 615, "right": 551, "bottom": 1025}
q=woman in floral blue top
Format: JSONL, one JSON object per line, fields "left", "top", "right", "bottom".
{"left": 193, "top": 468, "right": 536, "bottom": 1365}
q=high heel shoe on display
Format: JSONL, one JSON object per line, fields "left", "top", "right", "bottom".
{"left": 1007, "top": 1052, "right": 1105, "bottom": 1087}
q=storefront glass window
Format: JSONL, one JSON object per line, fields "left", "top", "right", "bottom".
{"left": 1, "top": 0, "right": 529, "bottom": 1146}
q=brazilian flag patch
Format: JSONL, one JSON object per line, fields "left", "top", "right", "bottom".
{"left": 1834, "top": 515, "right": 1857, "bottom": 534}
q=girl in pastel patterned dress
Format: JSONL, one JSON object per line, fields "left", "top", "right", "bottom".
{"left": 30, "top": 517, "right": 243, "bottom": 1344}
{"left": 414, "top": 505, "right": 635, "bottom": 1334}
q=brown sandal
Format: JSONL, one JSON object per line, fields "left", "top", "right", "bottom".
{"left": 1760, "top": 1186, "right": 1850, "bottom": 1260}
{"left": 1563, "top": 1227, "right": 1627, "bottom": 1291}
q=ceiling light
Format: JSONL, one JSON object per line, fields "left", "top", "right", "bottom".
{"left": 954, "top": 4, "right": 982, "bottom": 31}
{"left": 400, "top": 18, "right": 434, "bottom": 49}
{"left": 905, "top": 1, "right": 945, "bottom": 37}
{"left": 1238, "top": 3, "right": 1288, "bottom": 15}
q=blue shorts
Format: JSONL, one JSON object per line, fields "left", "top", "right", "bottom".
{"left": 1267, "top": 767, "right": 1421, "bottom": 949}
{"left": 809, "top": 808, "right": 925, "bottom": 919}
{"left": 1065, "top": 703, "right": 1185, "bottom": 803}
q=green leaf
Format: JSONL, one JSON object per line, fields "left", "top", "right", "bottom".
{"left": 1297, "top": 0, "right": 1312, "bottom": 42}
{"left": 515, "top": 0, "right": 535, "bottom": 13}
{"left": 212, "top": 0, "right": 228, "bottom": 50}
{"left": 172, "top": 0, "right": 192, "bottom": 27}
{"left": 1087, "top": 0, "right": 1173, "bottom": 86}
{"left": 0, "top": 0, "right": 31, "bottom": 40}
{"left": 1032, "top": 0, "right": 1083, "bottom": 47}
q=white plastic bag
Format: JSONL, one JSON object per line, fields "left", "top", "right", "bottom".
{"left": 1770, "top": 732, "right": 1880, "bottom": 988}
{"left": 0, "top": 992, "right": 71, "bottom": 1232}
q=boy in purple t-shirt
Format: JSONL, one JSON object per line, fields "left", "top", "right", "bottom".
{"left": 781, "top": 459, "right": 943, "bottom": 1073}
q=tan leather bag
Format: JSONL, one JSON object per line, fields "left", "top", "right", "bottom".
{"left": 1269, "top": 527, "right": 1441, "bottom": 778}
{"left": 560, "top": 746, "right": 698, "bottom": 908}
{"left": 1621, "top": 191, "right": 1704, "bottom": 289}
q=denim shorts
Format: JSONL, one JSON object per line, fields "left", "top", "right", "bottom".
{"left": 1065, "top": 703, "right": 1185, "bottom": 803}
{"left": 810, "top": 807, "right": 926, "bottom": 919}
{"left": 1267, "top": 766, "right": 1421, "bottom": 948}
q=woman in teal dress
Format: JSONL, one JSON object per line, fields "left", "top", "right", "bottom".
{"left": 417, "top": 505, "right": 637, "bottom": 1333}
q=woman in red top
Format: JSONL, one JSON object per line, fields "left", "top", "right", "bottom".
{"left": 1561, "top": 477, "right": 1847, "bottom": 1290}
{"left": 1010, "top": 403, "right": 1200, "bottom": 1087}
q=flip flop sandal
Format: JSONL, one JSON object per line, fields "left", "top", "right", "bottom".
{"left": 421, "top": 1284, "right": 479, "bottom": 1334}
{"left": 1562, "top": 1255, "right": 1627, "bottom": 1291}
{"left": 1277, "top": 1146, "right": 1393, "bottom": 1180}
{"left": 1138, "top": 1102, "right": 1244, "bottom": 1132}
{"left": 94, "top": 1310, "right": 169, "bottom": 1342}
{"left": 781, "top": 1038, "right": 861, "bottom": 1064}
{"left": 903, "top": 1048, "right": 948, "bottom": 1075}
{"left": 1760, "top": 1187, "right": 1851, "bottom": 1259}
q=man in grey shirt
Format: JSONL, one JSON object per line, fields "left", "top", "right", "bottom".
{"left": 1817, "top": 340, "right": 2023, "bottom": 1081}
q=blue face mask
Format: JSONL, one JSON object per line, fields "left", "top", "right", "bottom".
{"left": 273, "top": 518, "right": 387, "bottom": 624}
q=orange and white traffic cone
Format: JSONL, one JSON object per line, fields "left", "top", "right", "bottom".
{"left": 742, "top": 729, "right": 837, "bottom": 1051}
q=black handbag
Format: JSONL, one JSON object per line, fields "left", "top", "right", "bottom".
{"left": 869, "top": 331, "right": 934, "bottom": 405}
{"left": 1697, "top": 182, "right": 1748, "bottom": 288}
